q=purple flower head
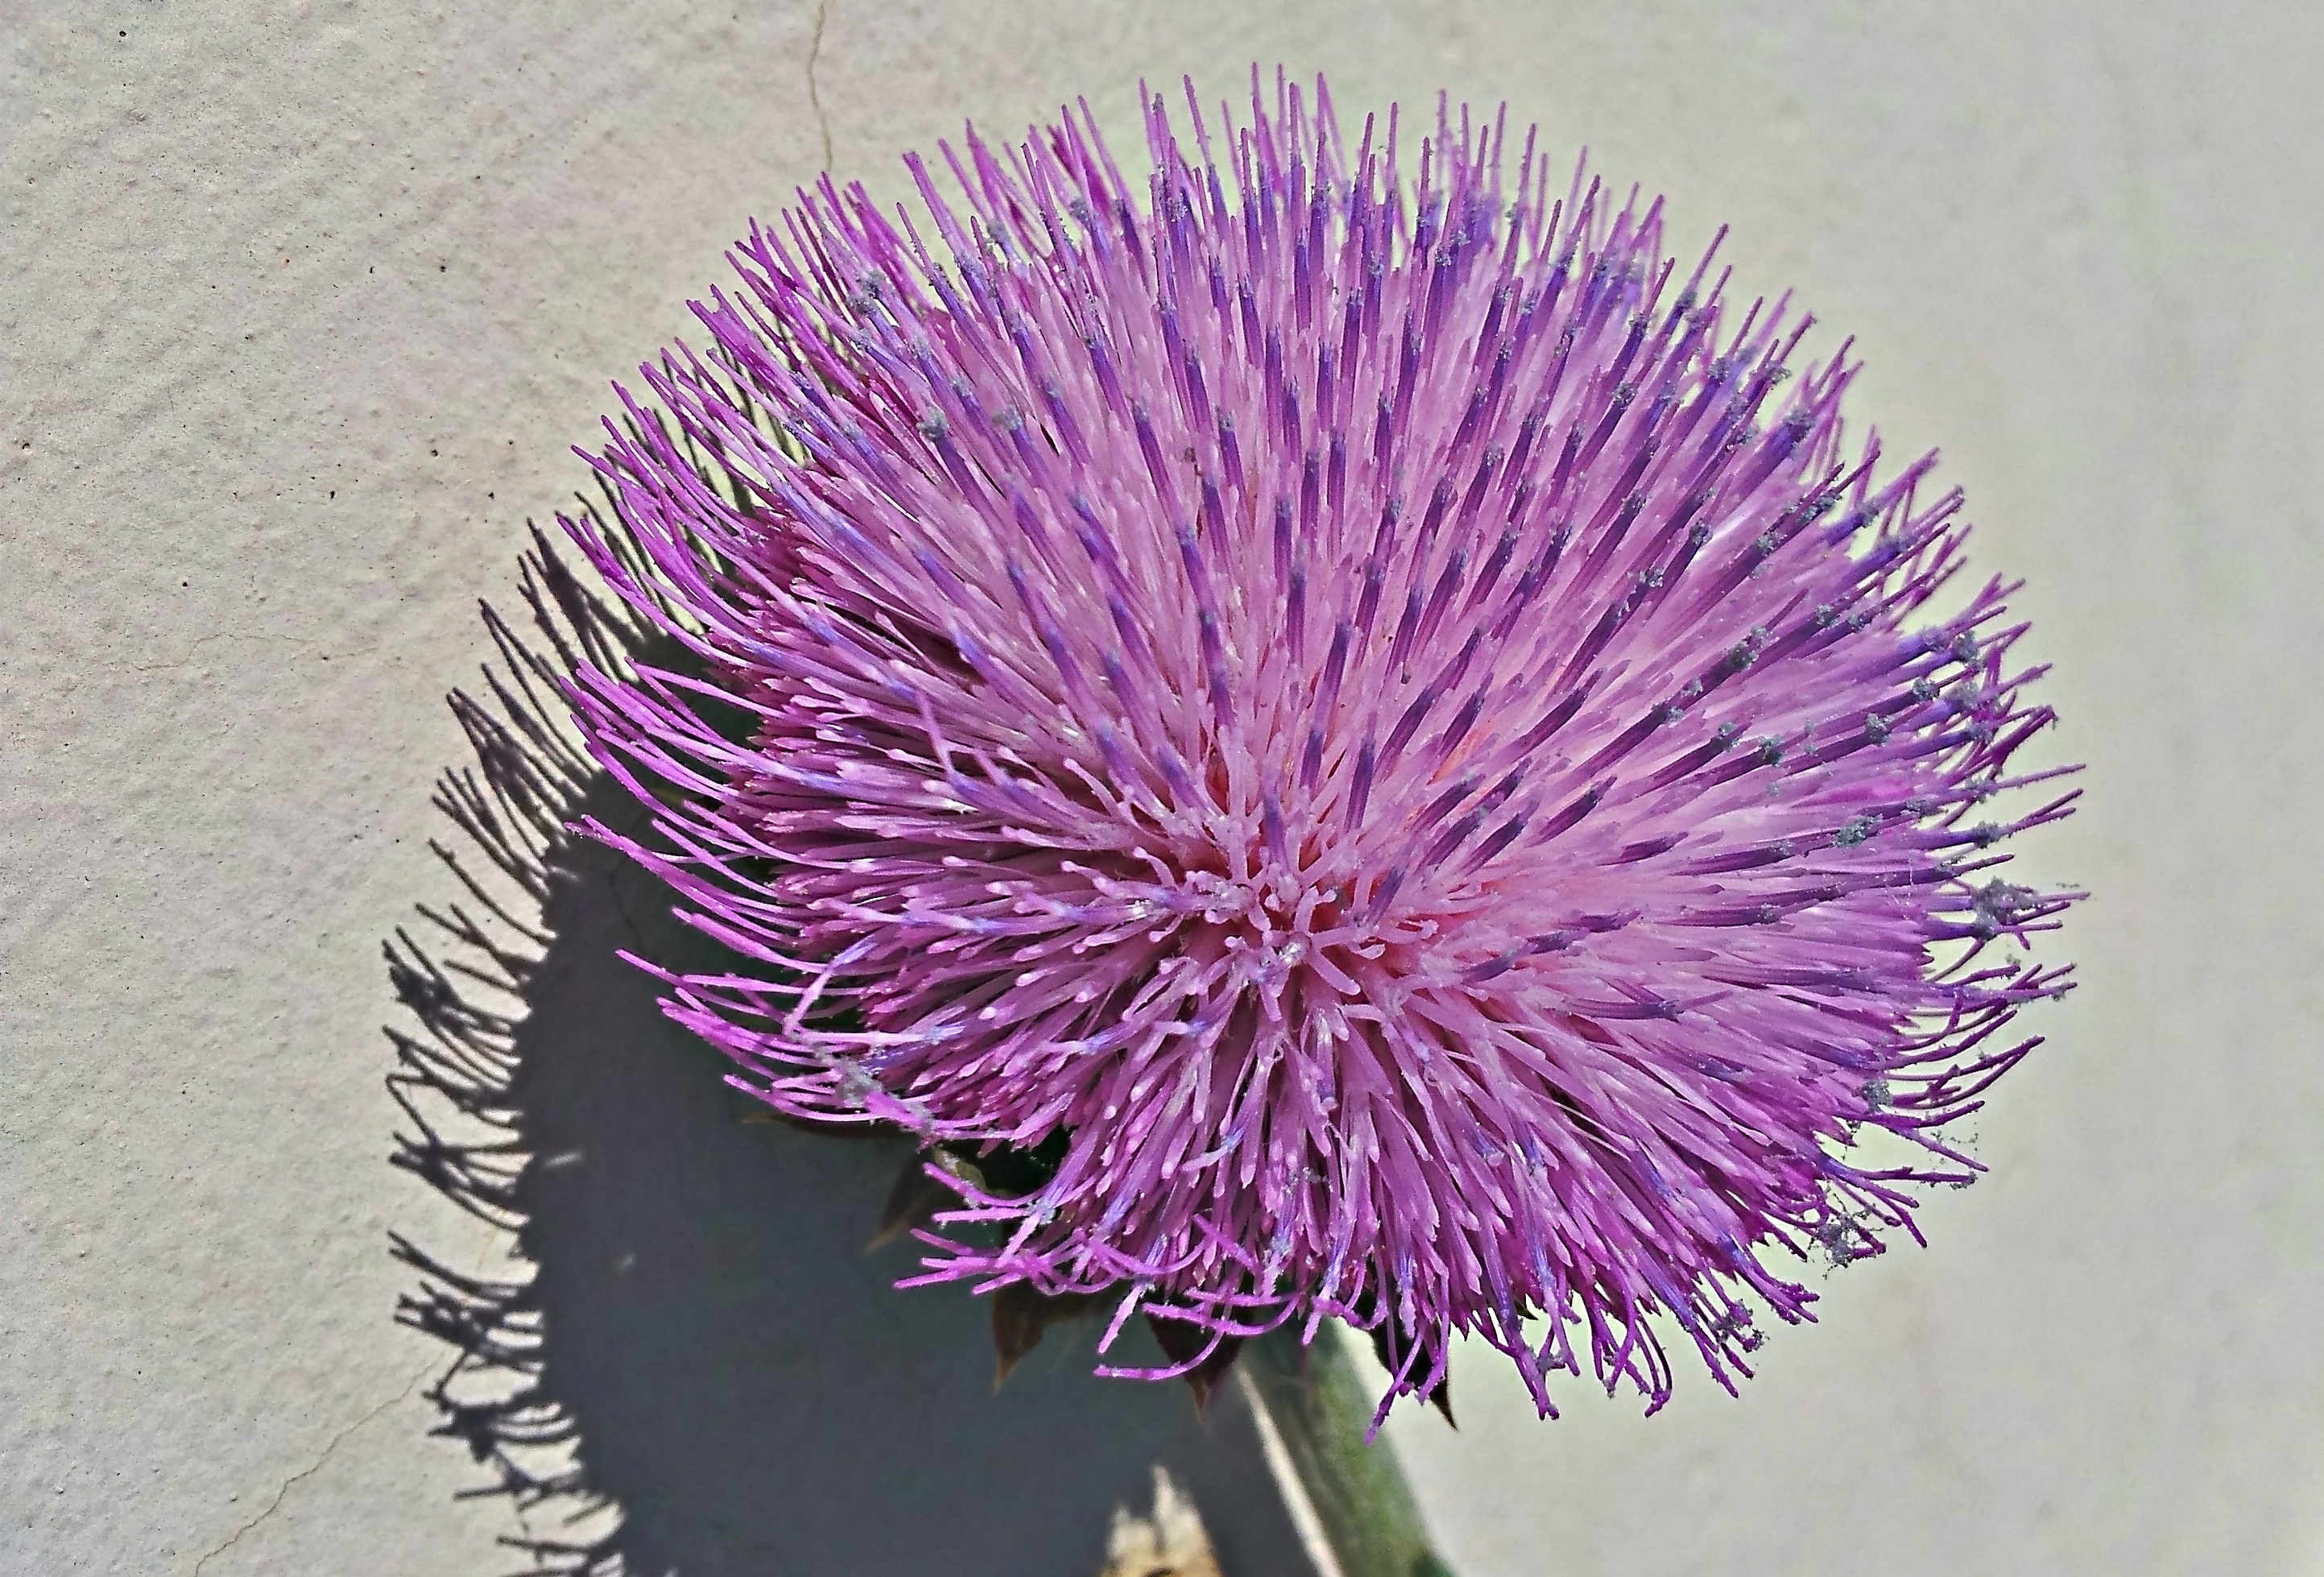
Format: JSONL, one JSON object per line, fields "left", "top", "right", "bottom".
{"left": 566, "top": 72, "right": 2078, "bottom": 1420}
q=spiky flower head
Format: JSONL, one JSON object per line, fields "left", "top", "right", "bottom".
{"left": 567, "top": 72, "right": 2078, "bottom": 1419}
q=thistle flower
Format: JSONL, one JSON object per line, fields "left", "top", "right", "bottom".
{"left": 565, "top": 72, "right": 2078, "bottom": 1421}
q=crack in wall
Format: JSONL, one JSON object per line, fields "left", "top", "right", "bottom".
{"left": 188, "top": 1364, "right": 430, "bottom": 1575}
{"left": 806, "top": 0, "right": 833, "bottom": 172}
{"left": 118, "top": 631, "right": 383, "bottom": 675}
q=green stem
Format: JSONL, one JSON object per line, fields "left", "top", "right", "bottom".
{"left": 1239, "top": 1325, "right": 1458, "bottom": 1577}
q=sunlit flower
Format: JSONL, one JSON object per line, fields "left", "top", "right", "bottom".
{"left": 566, "top": 72, "right": 2078, "bottom": 1418}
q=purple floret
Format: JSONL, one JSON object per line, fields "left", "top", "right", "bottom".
{"left": 564, "top": 70, "right": 2079, "bottom": 1420}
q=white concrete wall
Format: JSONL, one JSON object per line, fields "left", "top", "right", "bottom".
{"left": 5, "top": 2, "right": 2318, "bottom": 1572}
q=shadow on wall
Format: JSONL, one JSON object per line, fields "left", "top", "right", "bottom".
{"left": 384, "top": 536, "right": 1319, "bottom": 1577}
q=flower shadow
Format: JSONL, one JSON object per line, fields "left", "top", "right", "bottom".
{"left": 385, "top": 532, "right": 1318, "bottom": 1576}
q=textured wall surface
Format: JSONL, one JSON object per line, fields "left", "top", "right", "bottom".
{"left": 4, "top": 2, "right": 2319, "bottom": 1573}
